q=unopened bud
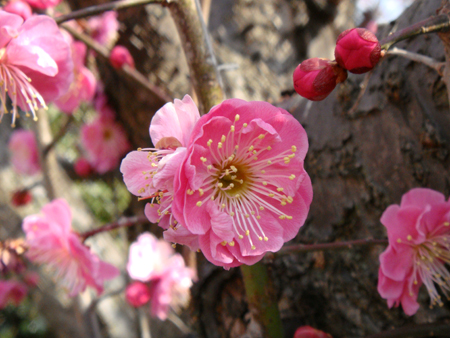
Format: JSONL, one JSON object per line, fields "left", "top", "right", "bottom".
{"left": 74, "top": 157, "right": 93, "bottom": 177}
{"left": 293, "top": 58, "right": 347, "bottom": 101}
{"left": 11, "top": 189, "right": 32, "bottom": 207}
{"left": 109, "top": 46, "right": 135, "bottom": 69}
{"left": 335, "top": 28, "right": 381, "bottom": 74}
{"left": 294, "top": 326, "right": 333, "bottom": 338}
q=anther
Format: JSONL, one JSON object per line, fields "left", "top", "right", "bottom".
{"left": 221, "top": 241, "right": 227, "bottom": 246}
{"left": 221, "top": 135, "right": 226, "bottom": 142}
{"left": 444, "top": 222, "right": 450, "bottom": 226}
{"left": 231, "top": 125, "right": 235, "bottom": 132}
{"left": 258, "top": 236, "right": 263, "bottom": 241}
{"left": 262, "top": 181, "right": 268, "bottom": 186}
{"left": 267, "top": 160, "right": 272, "bottom": 164}
{"left": 291, "top": 145, "right": 297, "bottom": 152}
{"left": 200, "top": 157, "right": 207, "bottom": 162}
{"left": 264, "top": 237, "right": 268, "bottom": 241}
{"left": 261, "top": 170, "right": 266, "bottom": 174}
{"left": 279, "top": 215, "right": 286, "bottom": 220}
{"left": 251, "top": 245, "right": 256, "bottom": 250}
{"left": 229, "top": 241, "right": 235, "bottom": 246}
{"left": 218, "top": 142, "right": 223, "bottom": 149}
{"left": 239, "top": 234, "right": 244, "bottom": 239}
{"left": 407, "top": 235, "right": 412, "bottom": 241}
{"left": 235, "top": 114, "right": 240, "bottom": 121}
{"left": 397, "top": 238, "right": 402, "bottom": 243}
{"left": 172, "top": 244, "right": 177, "bottom": 248}
{"left": 199, "top": 189, "right": 204, "bottom": 196}
{"left": 277, "top": 187, "right": 284, "bottom": 192}
{"left": 245, "top": 230, "right": 250, "bottom": 236}
{"left": 289, "top": 174, "right": 295, "bottom": 180}
{"left": 259, "top": 206, "right": 264, "bottom": 210}
{"left": 249, "top": 145, "right": 254, "bottom": 152}
{"left": 267, "top": 146, "right": 272, "bottom": 150}
{"left": 230, "top": 212, "right": 235, "bottom": 216}
{"left": 196, "top": 201, "right": 202, "bottom": 207}
{"left": 243, "top": 123, "right": 248, "bottom": 127}
{"left": 258, "top": 134, "right": 265, "bottom": 139}
{"left": 207, "top": 139, "right": 213, "bottom": 146}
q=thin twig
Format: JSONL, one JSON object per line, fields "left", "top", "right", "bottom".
{"left": 387, "top": 47, "right": 445, "bottom": 75}
{"left": 55, "top": 0, "right": 169, "bottom": 24}
{"left": 278, "top": 238, "right": 388, "bottom": 255}
{"left": 61, "top": 24, "right": 172, "bottom": 103}
{"left": 139, "top": 307, "right": 152, "bottom": 338}
{"left": 347, "top": 70, "right": 373, "bottom": 117}
{"left": 167, "top": 310, "right": 191, "bottom": 335}
{"left": 380, "top": 14, "right": 450, "bottom": 50}
{"left": 366, "top": 321, "right": 450, "bottom": 338}
{"left": 43, "top": 115, "right": 74, "bottom": 157}
{"left": 79, "top": 216, "right": 149, "bottom": 241}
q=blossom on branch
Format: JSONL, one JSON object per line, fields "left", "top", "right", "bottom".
{"left": 0, "top": 11, "right": 73, "bottom": 126}
{"left": 172, "top": 99, "right": 313, "bottom": 268}
{"left": 55, "top": 39, "right": 96, "bottom": 114}
{"left": 110, "top": 45, "right": 135, "bottom": 69}
{"left": 378, "top": 188, "right": 450, "bottom": 315}
{"left": 81, "top": 115, "right": 131, "bottom": 173}
{"left": 126, "top": 232, "right": 195, "bottom": 320}
{"left": 294, "top": 326, "right": 332, "bottom": 338}
{"left": 22, "top": 199, "right": 119, "bottom": 297}
{"left": 24, "top": 0, "right": 61, "bottom": 9}
{"left": 87, "top": 11, "right": 119, "bottom": 48}
{"left": 8, "top": 129, "right": 41, "bottom": 175}
{"left": 120, "top": 94, "right": 201, "bottom": 250}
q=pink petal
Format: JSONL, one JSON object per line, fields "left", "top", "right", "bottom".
{"left": 379, "top": 245, "right": 413, "bottom": 281}
{"left": 400, "top": 188, "right": 445, "bottom": 208}
{"left": 150, "top": 95, "right": 200, "bottom": 147}
{"left": 7, "top": 44, "right": 58, "bottom": 76}
{"left": 0, "top": 11, "right": 23, "bottom": 48}
{"left": 120, "top": 151, "right": 157, "bottom": 197}
{"left": 41, "top": 199, "right": 73, "bottom": 235}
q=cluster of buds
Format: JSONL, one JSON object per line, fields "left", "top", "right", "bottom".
{"left": 293, "top": 28, "right": 382, "bottom": 101}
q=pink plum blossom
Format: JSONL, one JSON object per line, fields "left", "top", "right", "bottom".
{"left": 22, "top": 199, "right": 120, "bottom": 296}
{"left": 87, "top": 11, "right": 119, "bottom": 47}
{"left": 81, "top": 116, "right": 131, "bottom": 174}
{"left": 24, "top": 0, "right": 62, "bottom": 9}
{"left": 126, "top": 232, "right": 196, "bottom": 320}
{"left": 120, "top": 95, "right": 201, "bottom": 250}
{"left": 377, "top": 188, "right": 450, "bottom": 315}
{"left": 3, "top": 1, "right": 32, "bottom": 20}
{"left": 171, "top": 99, "right": 313, "bottom": 268}
{"left": 0, "top": 280, "right": 27, "bottom": 309}
{"left": 125, "top": 281, "right": 152, "bottom": 307}
{"left": 8, "top": 129, "right": 41, "bottom": 175}
{"left": 74, "top": 157, "right": 93, "bottom": 177}
{"left": 0, "top": 11, "right": 73, "bottom": 126}
{"left": 110, "top": 45, "right": 135, "bottom": 69}
{"left": 55, "top": 40, "right": 96, "bottom": 114}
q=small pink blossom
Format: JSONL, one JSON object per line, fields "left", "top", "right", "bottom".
{"left": 3, "top": 1, "right": 32, "bottom": 20}
{"left": 293, "top": 58, "right": 347, "bottom": 101}
{"left": 0, "top": 280, "right": 27, "bottom": 309}
{"left": 377, "top": 188, "right": 450, "bottom": 315}
{"left": 125, "top": 281, "right": 152, "bottom": 307}
{"left": 55, "top": 40, "right": 96, "bottom": 114}
{"left": 8, "top": 129, "right": 41, "bottom": 175}
{"left": 335, "top": 28, "right": 381, "bottom": 74}
{"left": 120, "top": 95, "right": 201, "bottom": 250}
{"left": 0, "top": 11, "right": 73, "bottom": 126}
{"left": 87, "top": 11, "right": 119, "bottom": 47}
{"left": 294, "top": 326, "right": 332, "bottom": 338}
{"left": 22, "top": 199, "right": 120, "bottom": 296}
{"left": 172, "top": 99, "right": 313, "bottom": 268}
{"left": 24, "top": 0, "right": 62, "bottom": 9}
{"left": 126, "top": 232, "right": 196, "bottom": 320}
{"left": 81, "top": 116, "right": 131, "bottom": 174}
{"left": 74, "top": 157, "right": 93, "bottom": 177}
{"left": 110, "top": 45, "right": 135, "bottom": 69}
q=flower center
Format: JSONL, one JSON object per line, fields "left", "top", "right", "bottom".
{"left": 404, "top": 222, "right": 450, "bottom": 307}
{"left": 189, "top": 114, "right": 299, "bottom": 250}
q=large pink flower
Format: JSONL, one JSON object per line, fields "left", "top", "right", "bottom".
{"left": 55, "top": 39, "right": 96, "bottom": 114}
{"left": 0, "top": 280, "right": 27, "bottom": 309}
{"left": 126, "top": 232, "right": 196, "bottom": 320}
{"left": 8, "top": 129, "right": 41, "bottom": 175}
{"left": 81, "top": 116, "right": 131, "bottom": 173}
{"left": 23, "top": 0, "right": 62, "bottom": 9}
{"left": 377, "top": 188, "right": 450, "bottom": 315}
{"left": 120, "top": 95, "right": 201, "bottom": 249}
{"left": 172, "top": 99, "right": 313, "bottom": 268}
{"left": 0, "top": 11, "right": 73, "bottom": 126}
{"left": 22, "top": 199, "right": 120, "bottom": 297}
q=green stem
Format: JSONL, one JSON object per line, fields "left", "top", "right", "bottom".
{"left": 380, "top": 14, "right": 450, "bottom": 50}
{"left": 240, "top": 262, "right": 284, "bottom": 338}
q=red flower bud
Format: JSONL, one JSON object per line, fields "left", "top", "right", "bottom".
{"left": 11, "top": 189, "right": 32, "bottom": 207}
{"left": 335, "top": 28, "right": 381, "bottom": 74}
{"left": 294, "top": 326, "right": 332, "bottom": 338}
{"left": 74, "top": 158, "right": 93, "bottom": 177}
{"left": 109, "top": 46, "right": 135, "bottom": 69}
{"left": 125, "top": 282, "right": 152, "bottom": 307}
{"left": 293, "top": 58, "right": 347, "bottom": 101}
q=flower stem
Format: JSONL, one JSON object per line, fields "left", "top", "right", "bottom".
{"left": 55, "top": 0, "right": 169, "bottom": 24}
{"left": 240, "top": 262, "right": 284, "bottom": 338}
{"left": 366, "top": 322, "right": 450, "bottom": 338}
{"left": 277, "top": 238, "right": 388, "bottom": 255}
{"left": 380, "top": 14, "right": 450, "bottom": 50}
{"left": 79, "top": 216, "right": 148, "bottom": 241}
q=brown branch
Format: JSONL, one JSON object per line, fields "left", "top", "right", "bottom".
{"left": 387, "top": 47, "right": 445, "bottom": 75}
{"left": 278, "top": 238, "right": 388, "bottom": 255}
{"left": 79, "top": 215, "right": 149, "bottom": 241}
{"left": 55, "top": 0, "right": 169, "bottom": 24}
{"left": 61, "top": 24, "right": 172, "bottom": 103}
{"left": 380, "top": 14, "right": 450, "bottom": 50}
{"left": 43, "top": 115, "right": 74, "bottom": 157}
{"left": 366, "top": 321, "right": 450, "bottom": 338}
